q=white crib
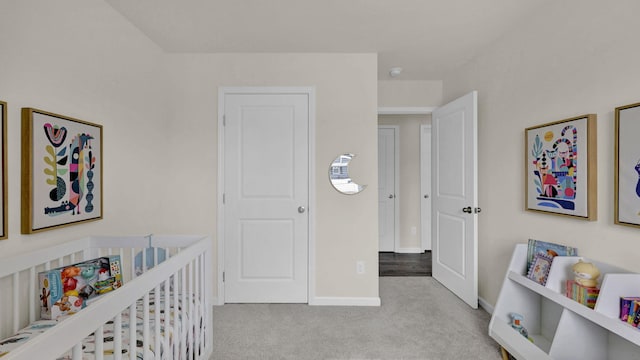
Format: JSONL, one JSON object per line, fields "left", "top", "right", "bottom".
{"left": 0, "top": 235, "right": 213, "bottom": 360}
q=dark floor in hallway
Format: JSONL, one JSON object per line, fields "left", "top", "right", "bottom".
{"left": 379, "top": 251, "right": 432, "bottom": 276}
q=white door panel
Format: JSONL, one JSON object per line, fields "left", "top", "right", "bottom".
{"left": 432, "top": 91, "right": 478, "bottom": 309}
{"left": 223, "top": 91, "right": 309, "bottom": 303}
{"left": 378, "top": 126, "right": 397, "bottom": 252}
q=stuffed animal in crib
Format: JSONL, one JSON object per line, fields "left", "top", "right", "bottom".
{"left": 572, "top": 260, "right": 600, "bottom": 288}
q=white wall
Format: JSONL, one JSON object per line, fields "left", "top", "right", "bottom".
{"left": 0, "top": 1, "right": 169, "bottom": 255}
{"left": 0, "top": 1, "right": 380, "bottom": 303}
{"left": 163, "top": 53, "right": 380, "bottom": 300}
{"left": 443, "top": 0, "right": 640, "bottom": 306}
{"left": 378, "top": 80, "right": 442, "bottom": 107}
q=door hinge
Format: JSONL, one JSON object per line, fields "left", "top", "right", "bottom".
{"left": 222, "top": 271, "right": 225, "bottom": 282}
{"left": 222, "top": 193, "right": 225, "bottom": 204}
{"left": 223, "top": 115, "right": 226, "bottom": 126}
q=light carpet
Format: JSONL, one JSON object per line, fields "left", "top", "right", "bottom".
{"left": 211, "top": 277, "right": 501, "bottom": 359}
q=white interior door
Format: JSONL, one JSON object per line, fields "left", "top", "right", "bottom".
{"left": 222, "top": 90, "right": 309, "bottom": 303}
{"left": 420, "top": 124, "right": 432, "bottom": 251}
{"left": 378, "top": 126, "right": 398, "bottom": 252}
{"left": 432, "top": 91, "right": 478, "bottom": 309}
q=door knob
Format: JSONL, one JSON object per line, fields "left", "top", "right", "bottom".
{"left": 462, "top": 206, "right": 472, "bottom": 213}
{"left": 424, "top": 194, "right": 429, "bottom": 199}
{"left": 298, "top": 206, "right": 306, "bottom": 213}
{"left": 388, "top": 194, "right": 394, "bottom": 199}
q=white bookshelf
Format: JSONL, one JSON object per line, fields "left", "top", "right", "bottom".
{"left": 489, "top": 244, "right": 640, "bottom": 359}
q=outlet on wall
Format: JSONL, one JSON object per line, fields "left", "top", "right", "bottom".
{"left": 356, "top": 261, "right": 365, "bottom": 274}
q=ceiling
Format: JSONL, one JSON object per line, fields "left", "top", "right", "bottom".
{"left": 105, "top": 0, "right": 549, "bottom": 80}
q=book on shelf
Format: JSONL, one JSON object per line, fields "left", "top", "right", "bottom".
{"left": 526, "top": 253, "right": 553, "bottom": 286}
{"left": 620, "top": 297, "right": 640, "bottom": 322}
{"left": 527, "top": 239, "right": 578, "bottom": 271}
{"left": 565, "top": 280, "right": 599, "bottom": 309}
{"left": 628, "top": 301, "right": 640, "bottom": 327}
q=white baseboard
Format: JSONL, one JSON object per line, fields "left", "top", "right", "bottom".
{"left": 478, "top": 296, "right": 493, "bottom": 314}
{"left": 212, "top": 296, "right": 223, "bottom": 306}
{"left": 395, "top": 248, "right": 423, "bottom": 254}
{"left": 309, "top": 296, "right": 381, "bottom": 306}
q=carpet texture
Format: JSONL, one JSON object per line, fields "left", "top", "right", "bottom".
{"left": 211, "top": 277, "right": 501, "bottom": 359}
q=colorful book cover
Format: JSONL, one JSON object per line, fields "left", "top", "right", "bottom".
{"left": 620, "top": 297, "right": 640, "bottom": 321}
{"left": 526, "top": 239, "right": 578, "bottom": 270}
{"left": 628, "top": 301, "right": 639, "bottom": 325}
{"left": 526, "top": 253, "right": 553, "bottom": 286}
{"left": 633, "top": 303, "right": 640, "bottom": 328}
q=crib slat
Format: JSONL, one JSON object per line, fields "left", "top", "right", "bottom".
{"left": 188, "top": 261, "right": 194, "bottom": 360}
{"left": 129, "top": 303, "right": 136, "bottom": 360}
{"left": 154, "top": 284, "right": 160, "bottom": 358}
{"left": 142, "top": 246, "right": 147, "bottom": 273}
{"left": 163, "top": 278, "right": 171, "bottom": 358}
{"left": 143, "top": 293, "right": 150, "bottom": 358}
{"left": 129, "top": 248, "right": 135, "bottom": 279}
{"left": 12, "top": 272, "right": 19, "bottom": 333}
{"left": 114, "top": 313, "right": 123, "bottom": 360}
{"left": 195, "top": 255, "right": 202, "bottom": 357}
{"left": 95, "top": 325, "right": 104, "bottom": 360}
{"left": 181, "top": 267, "right": 187, "bottom": 359}
{"left": 29, "top": 267, "right": 36, "bottom": 324}
{"left": 72, "top": 343, "right": 82, "bottom": 360}
{"left": 173, "top": 272, "right": 180, "bottom": 360}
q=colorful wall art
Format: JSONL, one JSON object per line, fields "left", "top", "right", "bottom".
{"left": 21, "top": 108, "right": 102, "bottom": 233}
{"left": 525, "top": 114, "right": 597, "bottom": 220}
{"left": 615, "top": 102, "right": 640, "bottom": 228}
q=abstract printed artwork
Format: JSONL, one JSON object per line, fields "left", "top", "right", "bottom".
{"left": 615, "top": 102, "right": 640, "bottom": 228}
{"left": 525, "top": 115, "right": 597, "bottom": 220}
{"left": 21, "top": 108, "right": 102, "bottom": 233}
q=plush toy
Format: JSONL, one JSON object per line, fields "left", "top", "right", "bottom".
{"left": 572, "top": 260, "right": 600, "bottom": 288}
{"left": 509, "top": 313, "right": 533, "bottom": 342}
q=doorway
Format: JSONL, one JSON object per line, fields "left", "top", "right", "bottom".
{"left": 378, "top": 114, "right": 432, "bottom": 276}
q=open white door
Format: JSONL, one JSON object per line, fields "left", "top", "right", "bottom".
{"left": 432, "top": 91, "right": 478, "bottom": 309}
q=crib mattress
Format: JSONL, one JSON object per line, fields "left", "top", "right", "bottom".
{"left": 0, "top": 297, "right": 201, "bottom": 360}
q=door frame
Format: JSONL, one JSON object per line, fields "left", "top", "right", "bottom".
{"left": 377, "top": 107, "right": 435, "bottom": 254}
{"left": 216, "top": 87, "right": 316, "bottom": 305}
{"left": 420, "top": 124, "right": 432, "bottom": 251}
{"left": 377, "top": 125, "right": 400, "bottom": 252}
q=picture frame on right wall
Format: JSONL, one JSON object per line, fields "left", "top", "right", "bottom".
{"left": 615, "top": 102, "right": 640, "bottom": 228}
{"left": 525, "top": 114, "right": 597, "bottom": 220}
{"left": 0, "top": 101, "right": 6, "bottom": 240}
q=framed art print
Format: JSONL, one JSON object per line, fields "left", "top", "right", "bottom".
{"left": 21, "top": 108, "right": 103, "bottom": 233}
{"left": 0, "top": 101, "right": 6, "bottom": 239}
{"left": 615, "top": 102, "right": 640, "bottom": 228}
{"left": 525, "top": 114, "right": 597, "bottom": 220}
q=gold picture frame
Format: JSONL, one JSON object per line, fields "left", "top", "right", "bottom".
{"left": 0, "top": 101, "right": 7, "bottom": 239}
{"left": 21, "top": 108, "right": 103, "bottom": 233}
{"left": 524, "top": 114, "right": 597, "bottom": 220}
{"left": 615, "top": 102, "right": 640, "bottom": 228}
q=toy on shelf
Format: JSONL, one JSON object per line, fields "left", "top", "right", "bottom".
{"left": 572, "top": 260, "right": 600, "bottom": 288}
{"left": 509, "top": 313, "right": 533, "bottom": 343}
